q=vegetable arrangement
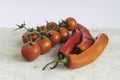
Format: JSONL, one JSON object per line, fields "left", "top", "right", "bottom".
{"left": 15, "top": 17, "right": 109, "bottom": 70}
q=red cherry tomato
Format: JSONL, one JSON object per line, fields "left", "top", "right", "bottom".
{"left": 47, "top": 30, "right": 61, "bottom": 46}
{"left": 21, "top": 43, "right": 41, "bottom": 61}
{"left": 37, "top": 37, "right": 52, "bottom": 54}
{"left": 59, "top": 27, "right": 70, "bottom": 43}
{"left": 47, "top": 22, "right": 57, "bottom": 29}
{"left": 22, "top": 31, "right": 40, "bottom": 43}
{"left": 40, "top": 26, "right": 48, "bottom": 31}
{"left": 65, "top": 17, "right": 77, "bottom": 31}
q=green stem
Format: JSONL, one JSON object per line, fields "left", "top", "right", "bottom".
{"left": 54, "top": 27, "right": 60, "bottom": 32}
{"left": 40, "top": 35, "right": 46, "bottom": 40}
{"left": 13, "top": 27, "right": 21, "bottom": 31}
{"left": 42, "top": 56, "right": 70, "bottom": 70}
{"left": 29, "top": 37, "right": 36, "bottom": 45}
{"left": 50, "top": 62, "right": 59, "bottom": 69}
{"left": 42, "top": 59, "right": 62, "bottom": 70}
{"left": 58, "top": 21, "right": 61, "bottom": 26}
{"left": 37, "top": 26, "right": 42, "bottom": 32}
{"left": 61, "top": 19, "right": 66, "bottom": 24}
{"left": 46, "top": 21, "right": 51, "bottom": 29}
{"left": 59, "top": 19, "right": 68, "bottom": 28}
{"left": 15, "top": 22, "right": 30, "bottom": 31}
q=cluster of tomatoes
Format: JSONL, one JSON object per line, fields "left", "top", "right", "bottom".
{"left": 16, "top": 17, "right": 77, "bottom": 61}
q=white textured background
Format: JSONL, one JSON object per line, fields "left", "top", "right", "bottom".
{"left": 0, "top": 0, "right": 120, "bottom": 28}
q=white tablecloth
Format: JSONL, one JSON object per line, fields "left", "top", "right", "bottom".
{"left": 0, "top": 28, "right": 119, "bottom": 80}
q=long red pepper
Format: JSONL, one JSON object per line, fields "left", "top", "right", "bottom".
{"left": 77, "top": 23, "right": 93, "bottom": 39}
{"left": 72, "top": 23, "right": 94, "bottom": 54}
{"left": 58, "top": 28, "right": 82, "bottom": 59}
{"left": 42, "top": 33, "right": 109, "bottom": 70}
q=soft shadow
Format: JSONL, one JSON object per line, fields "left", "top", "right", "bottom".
{"left": 13, "top": 52, "right": 25, "bottom": 62}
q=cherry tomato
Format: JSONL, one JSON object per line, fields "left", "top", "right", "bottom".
{"left": 21, "top": 43, "right": 41, "bottom": 61}
{"left": 47, "top": 22, "right": 57, "bottom": 29}
{"left": 22, "top": 31, "right": 40, "bottom": 43}
{"left": 40, "top": 26, "right": 48, "bottom": 31}
{"left": 47, "top": 30, "right": 61, "bottom": 46}
{"left": 65, "top": 17, "right": 77, "bottom": 31}
{"left": 59, "top": 27, "right": 69, "bottom": 43}
{"left": 37, "top": 37, "right": 52, "bottom": 54}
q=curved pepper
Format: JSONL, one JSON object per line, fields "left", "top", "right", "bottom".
{"left": 58, "top": 28, "right": 82, "bottom": 59}
{"left": 42, "top": 33, "right": 109, "bottom": 70}
{"left": 67, "top": 33, "right": 109, "bottom": 68}
{"left": 72, "top": 23, "right": 94, "bottom": 54}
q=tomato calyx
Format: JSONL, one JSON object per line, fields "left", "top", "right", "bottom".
{"left": 40, "top": 34, "right": 46, "bottom": 40}
{"left": 23, "top": 32, "right": 40, "bottom": 45}
{"left": 46, "top": 32, "right": 52, "bottom": 38}
{"left": 46, "top": 21, "right": 57, "bottom": 29}
{"left": 27, "top": 37, "right": 37, "bottom": 45}
{"left": 58, "top": 17, "right": 77, "bottom": 31}
{"left": 58, "top": 19, "right": 68, "bottom": 28}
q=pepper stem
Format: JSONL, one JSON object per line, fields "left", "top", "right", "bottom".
{"left": 42, "top": 59, "right": 62, "bottom": 70}
{"left": 42, "top": 56, "right": 70, "bottom": 70}
{"left": 50, "top": 62, "right": 59, "bottom": 69}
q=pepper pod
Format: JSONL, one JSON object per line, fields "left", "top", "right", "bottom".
{"left": 72, "top": 23, "right": 94, "bottom": 54}
{"left": 42, "top": 33, "right": 109, "bottom": 70}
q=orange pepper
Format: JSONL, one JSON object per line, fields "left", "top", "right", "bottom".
{"left": 42, "top": 33, "right": 109, "bottom": 70}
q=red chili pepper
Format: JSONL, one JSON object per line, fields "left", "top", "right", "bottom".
{"left": 58, "top": 28, "right": 82, "bottom": 59}
{"left": 72, "top": 23, "right": 94, "bottom": 54}
{"left": 42, "top": 33, "right": 109, "bottom": 70}
{"left": 77, "top": 23, "right": 93, "bottom": 39}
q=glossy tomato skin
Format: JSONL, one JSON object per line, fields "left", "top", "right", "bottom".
{"left": 47, "top": 22, "right": 57, "bottom": 29}
{"left": 47, "top": 30, "right": 61, "bottom": 46}
{"left": 59, "top": 27, "right": 69, "bottom": 43}
{"left": 65, "top": 17, "right": 77, "bottom": 31}
{"left": 21, "top": 43, "right": 41, "bottom": 61}
{"left": 40, "top": 26, "right": 48, "bottom": 31}
{"left": 22, "top": 31, "right": 40, "bottom": 43}
{"left": 37, "top": 37, "right": 52, "bottom": 54}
